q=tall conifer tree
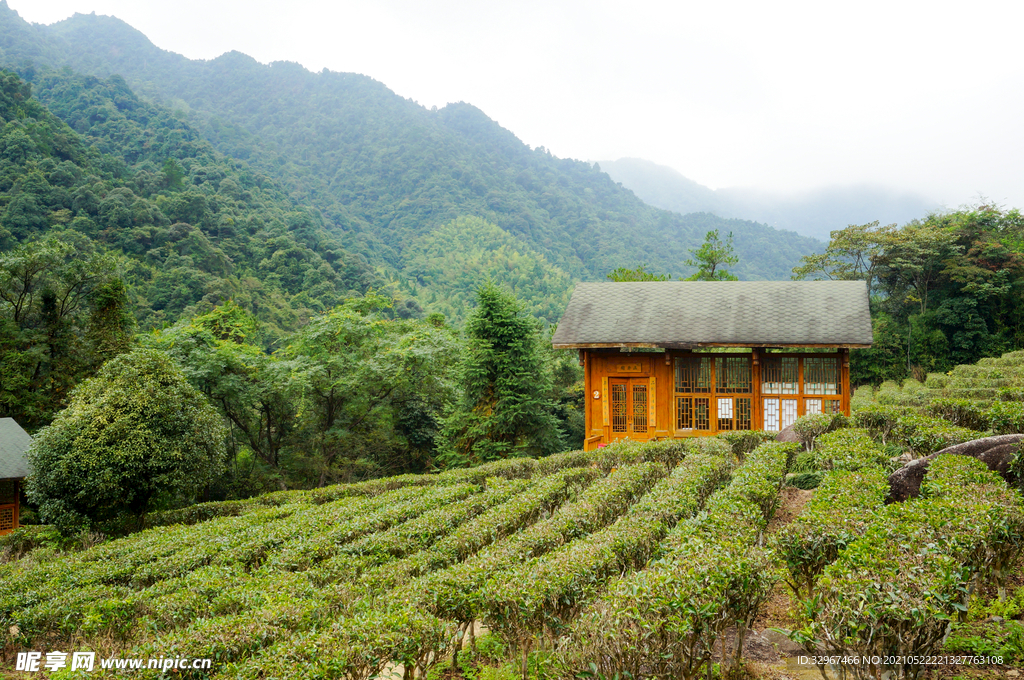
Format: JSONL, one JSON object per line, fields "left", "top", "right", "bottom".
{"left": 439, "top": 283, "right": 564, "bottom": 466}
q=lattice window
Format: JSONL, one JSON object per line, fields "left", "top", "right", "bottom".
{"left": 694, "top": 398, "right": 710, "bottom": 431}
{"left": 675, "top": 357, "right": 711, "bottom": 393}
{"left": 762, "top": 357, "right": 799, "bottom": 394}
{"left": 737, "top": 398, "right": 752, "bottom": 429}
{"left": 0, "top": 506, "right": 13, "bottom": 532}
{"left": 611, "top": 384, "right": 628, "bottom": 432}
{"left": 0, "top": 479, "right": 16, "bottom": 505}
{"left": 804, "top": 357, "right": 839, "bottom": 395}
{"left": 763, "top": 398, "right": 779, "bottom": 431}
{"left": 716, "top": 397, "right": 752, "bottom": 431}
{"left": 715, "top": 356, "right": 752, "bottom": 393}
{"left": 677, "top": 397, "right": 693, "bottom": 430}
{"left": 632, "top": 384, "right": 648, "bottom": 433}
{"left": 804, "top": 398, "right": 842, "bottom": 415}
{"left": 717, "top": 397, "right": 734, "bottom": 430}
{"left": 781, "top": 399, "right": 798, "bottom": 430}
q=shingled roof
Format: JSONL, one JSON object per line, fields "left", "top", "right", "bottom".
{"left": 551, "top": 281, "right": 872, "bottom": 349}
{"left": 0, "top": 418, "right": 32, "bottom": 480}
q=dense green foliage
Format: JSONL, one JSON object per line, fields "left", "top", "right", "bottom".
{"left": 797, "top": 455, "right": 1024, "bottom": 679}
{"left": 0, "top": 67, "right": 380, "bottom": 333}
{"left": 0, "top": 65, "right": 384, "bottom": 428}
{"left": 795, "top": 210, "right": 1024, "bottom": 384}
{"left": 147, "top": 296, "right": 463, "bottom": 494}
{"left": 25, "top": 348, "right": 226, "bottom": 534}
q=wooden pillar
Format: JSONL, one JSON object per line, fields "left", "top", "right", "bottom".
{"left": 582, "top": 350, "right": 591, "bottom": 451}
{"left": 752, "top": 349, "right": 762, "bottom": 431}
{"left": 841, "top": 348, "right": 851, "bottom": 416}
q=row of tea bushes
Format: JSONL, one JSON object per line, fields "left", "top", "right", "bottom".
{"left": 115, "top": 473, "right": 592, "bottom": 678}
{"left": 411, "top": 462, "right": 671, "bottom": 629}
{"left": 331, "top": 466, "right": 605, "bottom": 595}
{"left": 854, "top": 404, "right": 982, "bottom": 455}
{"left": 928, "top": 397, "right": 1024, "bottom": 435}
{"left": 556, "top": 441, "right": 794, "bottom": 680}
{"left": 0, "top": 482, "right": 482, "bottom": 648}
{"left": 148, "top": 438, "right": 722, "bottom": 534}
{"left": 145, "top": 457, "right": 544, "bottom": 529}
{"left": 477, "top": 451, "right": 733, "bottom": 659}
{"left": 774, "top": 468, "right": 889, "bottom": 599}
{"left": 111, "top": 464, "right": 663, "bottom": 679}
{"left": 812, "top": 429, "right": 892, "bottom": 473}
{"left": 216, "top": 462, "right": 680, "bottom": 680}
{"left": 797, "top": 455, "right": 1024, "bottom": 680}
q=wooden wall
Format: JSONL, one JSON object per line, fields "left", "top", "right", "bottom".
{"left": 0, "top": 478, "right": 19, "bottom": 536}
{"left": 582, "top": 348, "right": 850, "bottom": 451}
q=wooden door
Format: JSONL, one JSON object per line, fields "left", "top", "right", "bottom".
{"left": 609, "top": 378, "right": 651, "bottom": 441}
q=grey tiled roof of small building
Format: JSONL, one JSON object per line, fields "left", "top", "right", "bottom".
{"left": 0, "top": 418, "right": 32, "bottom": 479}
{"left": 551, "top": 281, "right": 872, "bottom": 348}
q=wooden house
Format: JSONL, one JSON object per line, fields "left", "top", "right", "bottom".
{"left": 551, "top": 281, "right": 873, "bottom": 450}
{"left": 0, "top": 418, "right": 32, "bottom": 536}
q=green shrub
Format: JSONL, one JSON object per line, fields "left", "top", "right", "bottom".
{"left": 792, "top": 413, "right": 848, "bottom": 450}
{"left": 996, "top": 387, "right": 1024, "bottom": 402}
{"left": 774, "top": 468, "right": 889, "bottom": 599}
{"left": 412, "top": 463, "right": 670, "bottom": 627}
{"left": 814, "top": 429, "right": 891, "bottom": 472}
{"left": 536, "top": 449, "right": 590, "bottom": 474}
{"left": 715, "top": 430, "right": 775, "bottom": 459}
{"left": 921, "top": 455, "right": 1002, "bottom": 499}
{"left": 786, "top": 471, "right": 822, "bottom": 489}
{"left": 477, "top": 453, "right": 731, "bottom": 656}
{"left": 944, "top": 620, "right": 1024, "bottom": 663}
{"left": 591, "top": 438, "right": 692, "bottom": 470}
{"left": 901, "top": 421, "right": 983, "bottom": 456}
{"left": 927, "top": 398, "right": 990, "bottom": 431}
{"left": 796, "top": 463, "right": 1024, "bottom": 678}
{"left": 556, "top": 441, "right": 790, "bottom": 679}
{"left": 988, "top": 401, "right": 1024, "bottom": 435}
{"left": 853, "top": 403, "right": 917, "bottom": 444}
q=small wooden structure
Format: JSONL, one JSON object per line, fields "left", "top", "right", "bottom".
{"left": 552, "top": 281, "right": 873, "bottom": 450}
{"left": 0, "top": 418, "right": 32, "bottom": 536}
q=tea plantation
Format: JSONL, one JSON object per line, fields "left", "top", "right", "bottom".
{"left": 2, "top": 397, "right": 1024, "bottom": 679}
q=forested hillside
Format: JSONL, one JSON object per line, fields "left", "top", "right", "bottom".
{"left": 0, "top": 2, "right": 823, "bottom": 323}
{"left": 0, "top": 68, "right": 386, "bottom": 429}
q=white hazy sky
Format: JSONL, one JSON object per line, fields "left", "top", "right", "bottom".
{"left": 10, "top": 0, "right": 1024, "bottom": 209}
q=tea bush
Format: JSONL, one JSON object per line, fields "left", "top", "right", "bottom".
{"left": 796, "top": 457, "right": 1024, "bottom": 680}
{"left": 774, "top": 468, "right": 889, "bottom": 599}
{"left": 556, "top": 441, "right": 792, "bottom": 680}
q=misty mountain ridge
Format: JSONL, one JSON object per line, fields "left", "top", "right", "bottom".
{"left": 0, "top": 2, "right": 825, "bottom": 326}
{"left": 598, "top": 158, "right": 939, "bottom": 241}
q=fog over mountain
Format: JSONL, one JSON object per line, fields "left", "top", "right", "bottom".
{"left": 599, "top": 158, "right": 940, "bottom": 241}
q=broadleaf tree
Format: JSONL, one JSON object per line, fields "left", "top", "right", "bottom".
{"left": 26, "top": 348, "right": 226, "bottom": 534}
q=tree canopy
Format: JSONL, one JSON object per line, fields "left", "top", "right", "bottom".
{"left": 439, "top": 283, "right": 564, "bottom": 466}
{"left": 684, "top": 230, "right": 739, "bottom": 281}
{"left": 26, "top": 348, "right": 226, "bottom": 534}
{"left": 794, "top": 207, "right": 1024, "bottom": 382}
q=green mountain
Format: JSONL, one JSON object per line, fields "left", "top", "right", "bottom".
{"left": 0, "top": 3, "right": 823, "bottom": 324}
{"left": 15, "top": 69, "right": 381, "bottom": 331}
